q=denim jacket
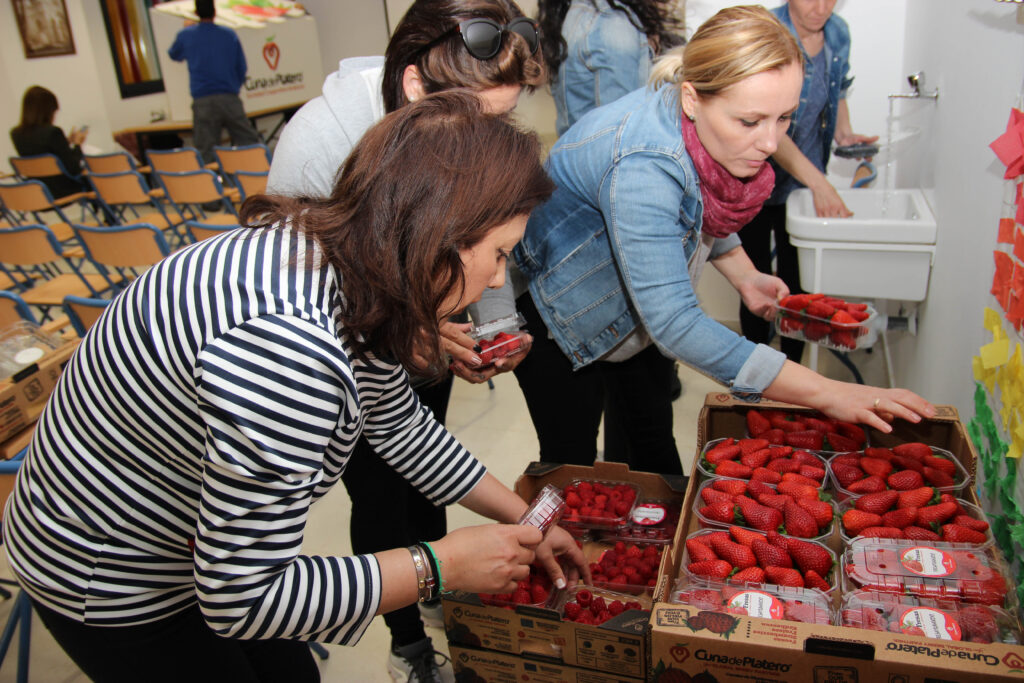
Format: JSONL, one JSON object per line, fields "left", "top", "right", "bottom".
{"left": 773, "top": 4, "right": 853, "bottom": 171}
{"left": 552, "top": 0, "right": 652, "bottom": 137}
{"left": 515, "top": 86, "right": 786, "bottom": 399}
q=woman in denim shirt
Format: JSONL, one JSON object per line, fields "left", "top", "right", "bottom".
{"left": 739, "top": 0, "right": 878, "bottom": 362}
{"left": 512, "top": 6, "right": 932, "bottom": 474}
{"left": 537, "top": 0, "right": 680, "bottom": 137}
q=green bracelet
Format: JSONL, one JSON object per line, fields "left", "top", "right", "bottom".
{"left": 421, "top": 541, "right": 444, "bottom": 593}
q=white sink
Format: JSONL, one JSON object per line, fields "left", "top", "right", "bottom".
{"left": 786, "top": 188, "right": 936, "bottom": 244}
{"left": 786, "top": 188, "right": 937, "bottom": 302}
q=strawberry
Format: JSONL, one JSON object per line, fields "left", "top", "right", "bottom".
{"left": 887, "top": 470, "right": 924, "bottom": 491}
{"left": 783, "top": 601, "right": 826, "bottom": 623}
{"left": 785, "top": 431, "right": 824, "bottom": 450}
{"left": 804, "top": 320, "right": 831, "bottom": 341}
{"left": 843, "top": 509, "right": 883, "bottom": 536}
{"left": 729, "top": 526, "right": 767, "bottom": 548}
{"left": 766, "top": 529, "right": 789, "bottom": 549}
{"left": 779, "top": 293, "right": 811, "bottom": 311}
{"left": 761, "top": 428, "right": 787, "bottom": 445}
{"left": 751, "top": 467, "right": 783, "bottom": 484}
{"left": 847, "top": 475, "right": 887, "bottom": 494}
{"left": 831, "top": 463, "right": 864, "bottom": 488}
{"left": 834, "top": 421, "right": 867, "bottom": 447}
{"left": 766, "top": 458, "right": 801, "bottom": 474}
{"left": 745, "top": 479, "right": 775, "bottom": 499}
{"left": 701, "top": 488, "right": 734, "bottom": 506}
{"left": 902, "top": 525, "right": 941, "bottom": 541}
{"left": 922, "top": 466, "right": 954, "bottom": 488}
{"left": 831, "top": 310, "right": 859, "bottom": 327}
{"left": 923, "top": 455, "right": 957, "bottom": 476}
{"left": 735, "top": 495, "right": 783, "bottom": 532}
{"left": 769, "top": 414, "right": 805, "bottom": 432}
{"left": 715, "top": 461, "right": 753, "bottom": 479}
{"left": 897, "top": 487, "right": 937, "bottom": 509}
{"left": 824, "top": 432, "right": 860, "bottom": 452}
{"left": 859, "top": 526, "right": 904, "bottom": 539}
{"left": 777, "top": 480, "right": 820, "bottom": 501}
{"left": 741, "top": 448, "right": 772, "bottom": 469}
{"left": 832, "top": 453, "right": 862, "bottom": 468}
{"left": 890, "top": 455, "right": 925, "bottom": 473}
{"left": 881, "top": 507, "right": 918, "bottom": 529}
{"left": 960, "top": 605, "right": 999, "bottom": 643}
{"left": 797, "top": 466, "right": 827, "bottom": 482}
{"left": 713, "top": 479, "right": 749, "bottom": 496}
{"left": 752, "top": 539, "right": 792, "bottom": 568}
{"left": 689, "top": 560, "right": 732, "bottom": 580}
{"left": 786, "top": 538, "right": 833, "bottom": 576}
{"left": 803, "top": 570, "right": 831, "bottom": 592}
{"left": 764, "top": 566, "right": 804, "bottom": 588}
{"left": 747, "top": 410, "right": 771, "bottom": 437}
{"left": 941, "top": 524, "right": 988, "bottom": 544}
{"left": 739, "top": 438, "right": 771, "bottom": 455}
{"left": 854, "top": 490, "right": 898, "bottom": 514}
{"left": 916, "top": 501, "right": 958, "bottom": 526}
{"left": 707, "top": 536, "right": 757, "bottom": 569}
{"left": 783, "top": 500, "right": 819, "bottom": 538}
{"left": 769, "top": 445, "right": 795, "bottom": 460}
{"left": 796, "top": 498, "right": 834, "bottom": 528}
{"left": 859, "top": 457, "right": 893, "bottom": 479}
{"left": 729, "top": 566, "right": 766, "bottom": 585}
{"left": 806, "top": 300, "right": 835, "bottom": 319}
{"left": 686, "top": 539, "right": 719, "bottom": 562}
{"left": 706, "top": 443, "right": 742, "bottom": 465}
{"left": 830, "top": 329, "right": 857, "bottom": 349}
{"left": 757, "top": 492, "right": 794, "bottom": 511}
{"left": 954, "top": 515, "right": 990, "bottom": 532}
{"left": 892, "top": 443, "right": 933, "bottom": 461}
{"left": 792, "top": 450, "right": 824, "bottom": 466}
{"left": 802, "top": 416, "right": 833, "bottom": 433}
{"left": 864, "top": 447, "right": 894, "bottom": 461}
{"left": 700, "top": 501, "right": 736, "bottom": 524}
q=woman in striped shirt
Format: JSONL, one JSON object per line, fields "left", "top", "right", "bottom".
{"left": 3, "top": 91, "right": 584, "bottom": 682}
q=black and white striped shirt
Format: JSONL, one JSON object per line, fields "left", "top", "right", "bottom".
{"left": 4, "top": 223, "right": 486, "bottom": 644}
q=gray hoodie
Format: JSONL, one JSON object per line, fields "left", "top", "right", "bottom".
{"left": 266, "top": 56, "right": 385, "bottom": 198}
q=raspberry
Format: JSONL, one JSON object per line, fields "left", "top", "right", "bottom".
{"left": 576, "top": 589, "right": 592, "bottom": 606}
{"left": 564, "top": 602, "right": 582, "bottom": 620}
{"left": 530, "top": 584, "right": 549, "bottom": 604}
{"left": 512, "top": 588, "right": 532, "bottom": 604}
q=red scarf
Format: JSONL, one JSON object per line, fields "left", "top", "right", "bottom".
{"left": 681, "top": 114, "right": 775, "bottom": 238}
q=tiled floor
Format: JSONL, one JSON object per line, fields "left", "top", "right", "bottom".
{"left": 0, "top": 333, "right": 889, "bottom": 682}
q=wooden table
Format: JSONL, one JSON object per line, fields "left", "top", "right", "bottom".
{"left": 114, "top": 100, "right": 308, "bottom": 158}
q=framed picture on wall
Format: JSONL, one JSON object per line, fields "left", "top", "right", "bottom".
{"left": 11, "top": 0, "right": 76, "bottom": 58}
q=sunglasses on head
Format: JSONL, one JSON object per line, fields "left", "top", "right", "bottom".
{"left": 430, "top": 17, "right": 540, "bottom": 61}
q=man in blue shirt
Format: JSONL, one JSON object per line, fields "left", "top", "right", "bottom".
{"left": 169, "top": 0, "right": 260, "bottom": 163}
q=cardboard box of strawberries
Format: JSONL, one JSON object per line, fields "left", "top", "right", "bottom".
{"left": 647, "top": 393, "right": 1024, "bottom": 683}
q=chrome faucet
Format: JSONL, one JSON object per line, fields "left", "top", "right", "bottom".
{"left": 889, "top": 71, "right": 939, "bottom": 100}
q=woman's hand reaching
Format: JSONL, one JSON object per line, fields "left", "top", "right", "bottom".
{"left": 736, "top": 272, "right": 789, "bottom": 321}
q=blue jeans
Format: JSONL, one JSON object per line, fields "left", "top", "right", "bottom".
{"left": 191, "top": 93, "right": 260, "bottom": 164}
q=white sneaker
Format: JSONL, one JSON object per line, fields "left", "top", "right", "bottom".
{"left": 387, "top": 636, "right": 453, "bottom": 683}
{"left": 419, "top": 600, "right": 444, "bottom": 629}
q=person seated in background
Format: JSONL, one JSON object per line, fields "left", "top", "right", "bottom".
{"left": 3, "top": 90, "right": 587, "bottom": 683}
{"left": 267, "top": 2, "right": 545, "bottom": 679}
{"left": 511, "top": 5, "right": 934, "bottom": 475}
{"left": 9, "top": 85, "right": 89, "bottom": 198}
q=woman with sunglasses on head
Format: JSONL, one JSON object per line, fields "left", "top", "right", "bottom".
{"left": 512, "top": 5, "right": 933, "bottom": 475}
{"left": 4, "top": 91, "right": 585, "bottom": 683}
{"left": 267, "top": 2, "right": 543, "bottom": 680}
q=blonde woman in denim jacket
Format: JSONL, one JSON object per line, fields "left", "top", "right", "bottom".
{"left": 512, "top": 6, "right": 932, "bottom": 475}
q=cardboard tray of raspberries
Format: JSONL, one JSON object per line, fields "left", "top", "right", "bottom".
{"left": 745, "top": 407, "right": 869, "bottom": 451}
{"left": 669, "top": 580, "right": 833, "bottom": 626}
{"left": 774, "top": 293, "right": 879, "bottom": 352}
{"left": 682, "top": 528, "right": 837, "bottom": 594}
{"left": 839, "top": 589, "right": 1022, "bottom": 644}
{"left": 693, "top": 477, "right": 836, "bottom": 543}
{"left": 827, "top": 443, "right": 972, "bottom": 501}
{"left": 841, "top": 538, "right": 1014, "bottom": 608}
{"left": 696, "top": 436, "right": 829, "bottom": 486}
{"left": 838, "top": 493, "right": 994, "bottom": 547}
{"left": 467, "top": 312, "right": 528, "bottom": 366}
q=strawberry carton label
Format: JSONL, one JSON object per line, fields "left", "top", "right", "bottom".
{"left": 600, "top": 499, "right": 682, "bottom": 545}
{"left": 842, "top": 538, "right": 1012, "bottom": 607}
{"left": 775, "top": 293, "right": 879, "bottom": 352}
{"left": 840, "top": 590, "right": 1022, "bottom": 644}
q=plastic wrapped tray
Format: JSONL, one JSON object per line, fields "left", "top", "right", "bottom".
{"left": 584, "top": 539, "right": 665, "bottom": 595}
{"left": 828, "top": 446, "right": 972, "bottom": 500}
{"left": 599, "top": 498, "right": 681, "bottom": 545}
{"left": 840, "top": 590, "right": 1021, "bottom": 644}
{"left": 669, "top": 580, "right": 833, "bottom": 626}
{"left": 775, "top": 301, "right": 879, "bottom": 352}
{"left": 838, "top": 496, "right": 993, "bottom": 548}
{"left": 558, "top": 479, "right": 639, "bottom": 531}
{"left": 696, "top": 437, "right": 828, "bottom": 484}
{"left": 682, "top": 528, "right": 837, "bottom": 593}
{"left": 467, "top": 312, "right": 528, "bottom": 366}
{"left": 841, "top": 538, "right": 1014, "bottom": 607}
{"left": 693, "top": 478, "right": 836, "bottom": 543}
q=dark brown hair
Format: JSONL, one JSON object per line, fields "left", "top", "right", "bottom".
{"left": 382, "top": 0, "right": 546, "bottom": 113}
{"left": 14, "top": 86, "right": 58, "bottom": 132}
{"left": 241, "top": 90, "right": 554, "bottom": 376}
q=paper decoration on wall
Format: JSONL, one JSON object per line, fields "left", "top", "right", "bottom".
{"left": 987, "top": 109, "right": 1024, "bottom": 331}
{"left": 153, "top": 0, "right": 305, "bottom": 30}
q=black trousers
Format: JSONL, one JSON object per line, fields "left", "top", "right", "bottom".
{"left": 513, "top": 293, "right": 682, "bottom": 475}
{"left": 737, "top": 203, "right": 805, "bottom": 363}
{"left": 32, "top": 600, "right": 320, "bottom": 683}
{"left": 340, "top": 376, "right": 451, "bottom": 647}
